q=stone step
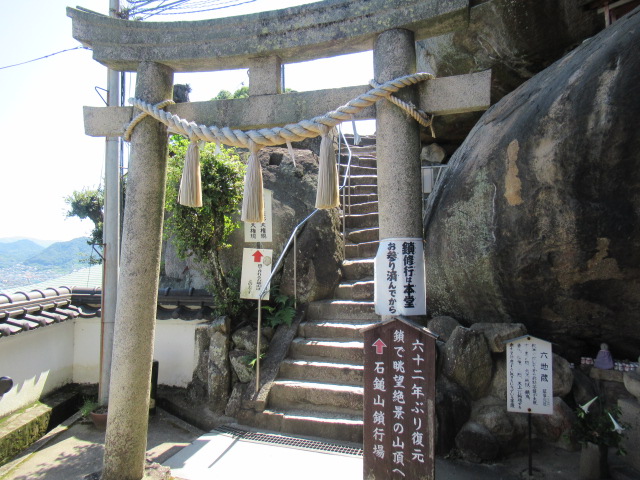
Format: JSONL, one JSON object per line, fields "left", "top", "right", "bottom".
{"left": 345, "top": 240, "right": 379, "bottom": 259}
{"left": 269, "top": 380, "right": 364, "bottom": 412}
{"left": 345, "top": 175, "right": 377, "bottom": 186}
{"left": 343, "top": 193, "right": 378, "bottom": 206}
{"left": 346, "top": 227, "right": 379, "bottom": 244}
{"left": 342, "top": 201, "right": 378, "bottom": 215}
{"left": 279, "top": 358, "right": 364, "bottom": 385}
{"left": 289, "top": 337, "right": 365, "bottom": 363}
{"left": 298, "top": 319, "right": 376, "bottom": 340}
{"left": 260, "top": 409, "right": 363, "bottom": 443}
{"left": 355, "top": 157, "right": 377, "bottom": 169}
{"left": 342, "top": 184, "right": 377, "bottom": 195}
{"left": 343, "top": 258, "right": 374, "bottom": 280}
{"left": 307, "top": 299, "right": 376, "bottom": 321}
{"left": 339, "top": 164, "right": 377, "bottom": 176}
{"left": 345, "top": 212, "right": 378, "bottom": 229}
{"left": 335, "top": 279, "right": 374, "bottom": 301}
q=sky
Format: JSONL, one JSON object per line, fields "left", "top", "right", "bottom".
{"left": 0, "top": 0, "right": 374, "bottom": 243}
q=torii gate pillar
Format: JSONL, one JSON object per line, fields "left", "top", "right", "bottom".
{"left": 102, "top": 61, "right": 173, "bottom": 480}
{"left": 374, "top": 29, "right": 423, "bottom": 241}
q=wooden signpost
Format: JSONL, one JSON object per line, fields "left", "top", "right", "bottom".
{"left": 363, "top": 317, "right": 437, "bottom": 479}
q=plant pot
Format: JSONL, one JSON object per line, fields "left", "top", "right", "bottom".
{"left": 89, "top": 411, "right": 108, "bottom": 431}
{"left": 579, "top": 442, "right": 609, "bottom": 480}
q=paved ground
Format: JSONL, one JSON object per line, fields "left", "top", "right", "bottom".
{"left": 1, "top": 409, "right": 638, "bottom": 480}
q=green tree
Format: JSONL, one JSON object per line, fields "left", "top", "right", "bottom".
{"left": 213, "top": 85, "right": 294, "bottom": 101}
{"left": 64, "top": 188, "right": 104, "bottom": 246}
{"left": 165, "top": 135, "right": 245, "bottom": 310}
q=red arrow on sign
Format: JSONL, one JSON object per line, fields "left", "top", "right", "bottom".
{"left": 252, "top": 251, "right": 264, "bottom": 263}
{"left": 372, "top": 338, "right": 387, "bottom": 354}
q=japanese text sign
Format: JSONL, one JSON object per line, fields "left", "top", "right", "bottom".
{"left": 240, "top": 248, "right": 272, "bottom": 300}
{"left": 505, "top": 335, "right": 553, "bottom": 415}
{"left": 374, "top": 238, "right": 426, "bottom": 316}
{"left": 363, "top": 317, "right": 436, "bottom": 479}
{"left": 244, "top": 189, "right": 273, "bottom": 243}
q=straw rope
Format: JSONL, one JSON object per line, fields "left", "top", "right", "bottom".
{"left": 124, "top": 72, "right": 435, "bottom": 147}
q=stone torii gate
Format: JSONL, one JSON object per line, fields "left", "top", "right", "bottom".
{"left": 68, "top": 1, "right": 490, "bottom": 478}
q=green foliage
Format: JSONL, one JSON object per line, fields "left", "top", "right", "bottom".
{"left": 79, "top": 398, "right": 99, "bottom": 417}
{"left": 64, "top": 188, "right": 104, "bottom": 247}
{"left": 165, "top": 135, "right": 245, "bottom": 310}
{"left": 572, "top": 397, "right": 629, "bottom": 455}
{"left": 213, "top": 86, "right": 248, "bottom": 100}
{"left": 213, "top": 86, "right": 295, "bottom": 101}
{"left": 262, "top": 290, "right": 296, "bottom": 328}
{"left": 241, "top": 352, "right": 265, "bottom": 369}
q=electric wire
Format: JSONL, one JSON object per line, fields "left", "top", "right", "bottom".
{"left": 0, "top": 46, "right": 90, "bottom": 71}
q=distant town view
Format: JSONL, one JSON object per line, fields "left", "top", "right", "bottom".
{"left": 0, "top": 237, "right": 97, "bottom": 291}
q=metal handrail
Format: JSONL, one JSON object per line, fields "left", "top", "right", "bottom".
{"left": 255, "top": 127, "right": 355, "bottom": 392}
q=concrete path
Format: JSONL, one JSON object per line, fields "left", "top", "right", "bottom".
{"left": 0, "top": 409, "right": 203, "bottom": 480}
{"left": 2, "top": 409, "right": 638, "bottom": 480}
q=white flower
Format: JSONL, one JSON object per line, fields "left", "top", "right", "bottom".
{"left": 608, "top": 412, "right": 624, "bottom": 434}
{"left": 580, "top": 396, "right": 598, "bottom": 413}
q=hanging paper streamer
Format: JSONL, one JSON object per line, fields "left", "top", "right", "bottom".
{"left": 241, "top": 141, "right": 264, "bottom": 223}
{"left": 286, "top": 141, "right": 297, "bottom": 167}
{"left": 178, "top": 139, "right": 203, "bottom": 207}
{"left": 214, "top": 142, "right": 222, "bottom": 156}
{"left": 351, "top": 116, "right": 361, "bottom": 146}
{"left": 315, "top": 126, "right": 340, "bottom": 209}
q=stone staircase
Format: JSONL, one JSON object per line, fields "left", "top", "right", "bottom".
{"left": 259, "top": 136, "right": 380, "bottom": 443}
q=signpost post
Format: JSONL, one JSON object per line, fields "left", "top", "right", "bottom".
{"left": 363, "top": 317, "right": 437, "bottom": 479}
{"left": 505, "top": 335, "right": 554, "bottom": 477}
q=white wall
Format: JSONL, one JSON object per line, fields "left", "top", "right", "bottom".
{"left": 0, "top": 317, "right": 202, "bottom": 418}
{"left": 0, "top": 322, "right": 75, "bottom": 418}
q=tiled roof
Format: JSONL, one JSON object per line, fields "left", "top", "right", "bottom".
{"left": 0, "top": 285, "right": 217, "bottom": 338}
{"left": 0, "top": 265, "right": 103, "bottom": 296}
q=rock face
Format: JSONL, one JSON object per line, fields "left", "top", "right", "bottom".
{"left": 442, "top": 326, "right": 492, "bottom": 399}
{"left": 424, "top": 9, "right": 640, "bottom": 358}
{"left": 163, "top": 147, "right": 343, "bottom": 304}
{"left": 418, "top": 0, "right": 602, "bottom": 101}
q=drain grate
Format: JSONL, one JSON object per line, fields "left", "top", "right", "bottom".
{"left": 213, "top": 425, "right": 363, "bottom": 457}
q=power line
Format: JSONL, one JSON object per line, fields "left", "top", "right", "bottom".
{"left": 125, "top": 0, "right": 257, "bottom": 19}
{"left": 0, "top": 46, "right": 91, "bottom": 71}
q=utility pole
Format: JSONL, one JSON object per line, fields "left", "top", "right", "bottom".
{"left": 99, "top": 0, "right": 121, "bottom": 406}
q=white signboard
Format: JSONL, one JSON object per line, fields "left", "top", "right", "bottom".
{"left": 374, "top": 238, "right": 426, "bottom": 316}
{"left": 506, "top": 336, "right": 553, "bottom": 415}
{"left": 244, "top": 189, "right": 273, "bottom": 243}
{"left": 240, "top": 248, "right": 272, "bottom": 300}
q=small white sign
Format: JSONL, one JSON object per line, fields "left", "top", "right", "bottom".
{"left": 374, "top": 238, "right": 426, "bottom": 316}
{"left": 240, "top": 248, "right": 272, "bottom": 300}
{"left": 506, "top": 335, "right": 553, "bottom": 415}
{"left": 244, "top": 189, "right": 273, "bottom": 243}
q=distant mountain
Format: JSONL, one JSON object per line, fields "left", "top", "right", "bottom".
{"left": 23, "top": 237, "right": 95, "bottom": 269}
{"left": 0, "top": 237, "right": 57, "bottom": 247}
{"left": 0, "top": 239, "right": 45, "bottom": 268}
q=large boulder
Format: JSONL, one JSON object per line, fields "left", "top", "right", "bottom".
{"left": 423, "top": 9, "right": 640, "bottom": 358}
{"left": 471, "top": 396, "right": 526, "bottom": 454}
{"left": 163, "top": 147, "right": 343, "bottom": 303}
{"left": 442, "top": 326, "right": 493, "bottom": 399}
{"left": 418, "top": 0, "right": 602, "bottom": 100}
{"left": 435, "top": 375, "right": 471, "bottom": 454}
{"left": 455, "top": 421, "right": 500, "bottom": 463}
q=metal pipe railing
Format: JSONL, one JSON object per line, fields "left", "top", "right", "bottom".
{"left": 254, "top": 128, "right": 355, "bottom": 392}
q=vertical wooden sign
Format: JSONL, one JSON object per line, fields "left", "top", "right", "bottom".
{"left": 363, "top": 317, "right": 436, "bottom": 480}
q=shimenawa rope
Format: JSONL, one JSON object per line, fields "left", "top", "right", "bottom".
{"left": 124, "top": 72, "right": 434, "bottom": 222}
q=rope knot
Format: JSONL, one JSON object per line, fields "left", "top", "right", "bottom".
{"left": 124, "top": 99, "right": 174, "bottom": 141}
